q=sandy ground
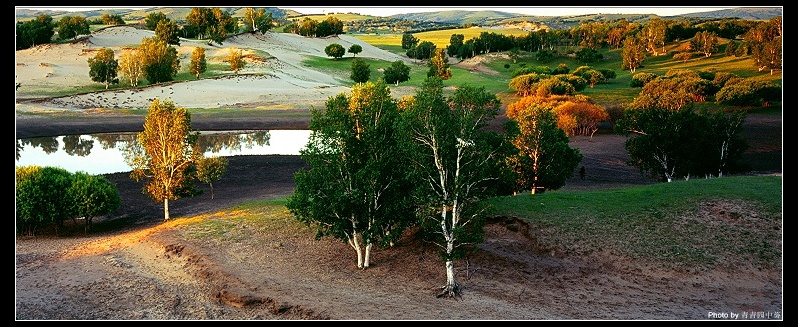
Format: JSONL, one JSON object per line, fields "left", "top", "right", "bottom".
{"left": 15, "top": 25, "right": 416, "bottom": 112}
{"left": 15, "top": 26, "right": 783, "bottom": 321}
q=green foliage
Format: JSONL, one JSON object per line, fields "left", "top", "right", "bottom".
{"left": 398, "top": 77, "right": 506, "bottom": 297}
{"left": 486, "top": 175, "right": 781, "bottom": 270}
{"left": 716, "top": 79, "right": 781, "bottom": 107}
{"left": 324, "top": 43, "right": 345, "bottom": 60}
{"left": 16, "top": 166, "right": 75, "bottom": 235}
{"left": 195, "top": 156, "right": 229, "bottom": 200}
{"left": 536, "top": 49, "right": 557, "bottom": 62}
{"left": 67, "top": 172, "right": 121, "bottom": 233}
{"left": 127, "top": 99, "right": 200, "bottom": 221}
{"left": 630, "top": 72, "right": 657, "bottom": 87}
{"left": 287, "top": 79, "right": 415, "bottom": 269}
{"left": 407, "top": 40, "right": 436, "bottom": 60}
{"left": 350, "top": 58, "right": 370, "bottom": 84}
{"left": 615, "top": 106, "right": 749, "bottom": 182}
{"left": 56, "top": 15, "right": 89, "bottom": 41}
{"left": 244, "top": 8, "right": 273, "bottom": 33}
{"left": 401, "top": 33, "right": 419, "bottom": 49}
{"left": 511, "top": 66, "right": 551, "bottom": 78}
{"left": 87, "top": 48, "right": 119, "bottom": 89}
{"left": 16, "top": 14, "right": 55, "bottom": 50}
{"left": 348, "top": 43, "right": 362, "bottom": 57}
{"left": 383, "top": 60, "right": 411, "bottom": 86}
{"left": 575, "top": 47, "right": 603, "bottom": 64}
{"left": 144, "top": 12, "right": 168, "bottom": 30}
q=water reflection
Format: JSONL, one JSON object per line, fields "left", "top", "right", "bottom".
{"left": 16, "top": 130, "right": 310, "bottom": 175}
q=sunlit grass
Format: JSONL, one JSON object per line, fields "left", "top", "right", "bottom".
{"left": 485, "top": 175, "right": 782, "bottom": 271}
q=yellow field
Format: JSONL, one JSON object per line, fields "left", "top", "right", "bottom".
{"left": 353, "top": 27, "right": 530, "bottom": 48}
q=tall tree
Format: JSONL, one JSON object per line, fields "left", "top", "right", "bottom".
{"left": 155, "top": 20, "right": 180, "bottom": 46}
{"left": 56, "top": 16, "right": 89, "bottom": 41}
{"left": 87, "top": 48, "right": 119, "bottom": 89}
{"left": 118, "top": 48, "right": 145, "bottom": 87}
{"left": 287, "top": 79, "right": 414, "bottom": 269}
{"left": 189, "top": 47, "right": 207, "bottom": 79}
{"left": 144, "top": 12, "right": 168, "bottom": 31}
{"left": 691, "top": 31, "right": 719, "bottom": 57}
{"left": 127, "top": 99, "right": 201, "bottom": 221}
{"left": 244, "top": 7, "right": 273, "bottom": 33}
{"left": 139, "top": 36, "right": 180, "bottom": 84}
{"left": 350, "top": 58, "right": 370, "bottom": 84}
{"left": 621, "top": 36, "right": 645, "bottom": 74}
{"left": 16, "top": 14, "right": 55, "bottom": 50}
{"left": 615, "top": 106, "right": 702, "bottom": 183}
{"left": 399, "top": 77, "right": 505, "bottom": 298}
{"left": 504, "top": 98, "right": 583, "bottom": 193}
{"left": 640, "top": 18, "right": 666, "bottom": 56}
{"left": 401, "top": 33, "right": 419, "bottom": 49}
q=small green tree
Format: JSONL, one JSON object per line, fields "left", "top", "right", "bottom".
{"left": 383, "top": 60, "right": 411, "bottom": 86}
{"left": 189, "top": 47, "right": 207, "bottom": 79}
{"left": 401, "top": 33, "right": 419, "bottom": 49}
{"left": 127, "top": 99, "right": 201, "bottom": 221}
{"left": 88, "top": 48, "right": 119, "bottom": 89}
{"left": 195, "top": 156, "right": 229, "bottom": 200}
{"left": 324, "top": 43, "right": 345, "bottom": 60}
{"left": 68, "top": 172, "right": 121, "bottom": 233}
{"left": 15, "top": 166, "right": 75, "bottom": 235}
{"left": 348, "top": 44, "right": 363, "bottom": 57}
{"left": 350, "top": 58, "right": 370, "bottom": 84}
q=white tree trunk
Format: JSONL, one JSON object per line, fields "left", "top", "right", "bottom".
{"left": 163, "top": 198, "right": 170, "bottom": 221}
{"left": 445, "top": 259, "right": 456, "bottom": 290}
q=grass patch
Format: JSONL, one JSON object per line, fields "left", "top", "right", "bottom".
{"left": 178, "top": 198, "right": 309, "bottom": 243}
{"left": 485, "top": 175, "right": 782, "bottom": 271}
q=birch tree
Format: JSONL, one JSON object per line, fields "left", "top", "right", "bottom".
{"left": 399, "top": 77, "right": 506, "bottom": 298}
{"left": 118, "top": 48, "right": 144, "bottom": 87}
{"left": 189, "top": 47, "right": 207, "bottom": 79}
{"left": 127, "top": 99, "right": 200, "bottom": 221}
{"left": 287, "top": 79, "right": 415, "bottom": 269}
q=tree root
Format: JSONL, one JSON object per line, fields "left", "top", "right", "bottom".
{"left": 436, "top": 284, "right": 462, "bottom": 299}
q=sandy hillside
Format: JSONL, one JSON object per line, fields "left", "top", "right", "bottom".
{"left": 15, "top": 25, "right": 416, "bottom": 112}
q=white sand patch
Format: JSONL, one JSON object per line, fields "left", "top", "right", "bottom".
{"left": 16, "top": 26, "right": 420, "bottom": 110}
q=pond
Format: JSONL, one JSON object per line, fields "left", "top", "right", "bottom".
{"left": 15, "top": 130, "right": 311, "bottom": 175}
